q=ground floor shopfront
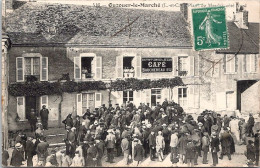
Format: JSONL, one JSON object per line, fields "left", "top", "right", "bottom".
{"left": 7, "top": 80, "right": 259, "bottom": 130}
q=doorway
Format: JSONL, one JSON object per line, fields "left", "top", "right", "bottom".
{"left": 151, "top": 89, "right": 161, "bottom": 107}
{"left": 25, "top": 96, "right": 38, "bottom": 119}
{"left": 237, "top": 80, "right": 257, "bottom": 111}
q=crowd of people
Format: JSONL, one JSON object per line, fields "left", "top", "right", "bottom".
{"left": 2, "top": 99, "right": 260, "bottom": 167}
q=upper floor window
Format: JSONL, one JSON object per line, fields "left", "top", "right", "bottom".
{"left": 116, "top": 55, "right": 141, "bottom": 79}
{"left": 16, "top": 56, "right": 48, "bottom": 82}
{"left": 224, "top": 54, "right": 237, "bottom": 74}
{"left": 123, "top": 57, "right": 135, "bottom": 78}
{"left": 74, "top": 54, "right": 102, "bottom": 80}
{"left": 245, "top": 54, "right": 257, "bottom": 73}
{"left": 178, "top": 56, "right": 189, "bottom": 76}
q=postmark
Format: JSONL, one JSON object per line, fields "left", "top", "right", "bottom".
{"left": 192, "top": 6, "right": 229, "bottom": 51}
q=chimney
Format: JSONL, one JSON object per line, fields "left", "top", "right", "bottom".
{"left": 234, "top": 3, "right": 249, "bottom": 29}
{"left": 5, "top": 0, "right": 14, "bottom": 12}
{"left": 180, "top": 3, "right": 188, "bottom": 20}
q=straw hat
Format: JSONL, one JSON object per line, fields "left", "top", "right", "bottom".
{"left": 15, "top": 143, "right": 23, "bottom": 149}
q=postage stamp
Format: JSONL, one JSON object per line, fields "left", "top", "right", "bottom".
{"left": 192, "top": 6, "right": 229, "bottom": 51}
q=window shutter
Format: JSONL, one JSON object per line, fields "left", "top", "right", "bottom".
{"left": 116, "top": 56, "right": 123, "bottom": 78}
{"left": 41, "top": 57, "right": 48, "bottom": 81}
{"left": 74, "top": 57, "right": 81, "bottom": 79}
{"left": 77, "top": 94, "right": 82, "bottom": 116}
{"left": 41, "top": 95, "right": 48, "bottom": 108}
{"left": 188, "top": 86, "right": 194, "bottom": 108}
{"left": 16, "top": 57, "right": 24, "bottom": 82}
{"left": 135, "top": 56, "right": 141, "bottom": 78}
{"left": 145, "top": 89, "right": 151, "bottom": 105}
{"left": 235, "top": 55, "right": 238, "bottom": 72}
{"left": 254, "top": 54, "right": 257, "bottom": 72}
{"left": 172, "top": 87, "right": 178, "bottom": 103}
{"left": 244, "top": 54, "right": 247, "bottom": 72}
{"left": 134, "top": 91, "right": 141, "bottom": 107}
{"left": 189, "top": 56, "right": 195, "bottom": 76}
{"left": 223, "top": 54, "right": 226, "bottom": 73}
{"left": 95, "top": 56, "right": 102, "bottom": 79}
{"left": 17, "top": 97, "right": 25, "bottom": 121}
{"left": 194, "top": 85, "right": 200, "bottom": 108}
{"left": 173, "top": 56, "right": 178, "bottom": 76}
{"left": 95, "top": 93, "right": 102, "bottom": 108}
{"left": 194, "top": 56, "right": 199, "bottom": 76}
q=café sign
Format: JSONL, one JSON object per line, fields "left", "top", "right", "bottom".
{"left": 142, "top": 58, "right": 172, "bottom": 73}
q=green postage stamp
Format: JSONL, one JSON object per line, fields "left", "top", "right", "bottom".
{"left": 192, "top": 6, "right": 229, "bottom": 51}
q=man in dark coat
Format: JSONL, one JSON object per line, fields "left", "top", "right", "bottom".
{"left": 36, "top": 137, "right": 49, "bottom": 165}
{"left": 105, "top": 129, "right": 116, "bottom": 163}
{"left": 28, "top": 109, "right": 37, "bottom": 132}
{"left": 62, "top": 113, "right": 74, "bottom": 129}
{"left": 185, "top": 138, "right": 196, "bottom": 167}
{"left": 86, "top": 140, "right": 98, "bottom": 167}
{"left": 74, "top": 115, "right": 81, "bottom": 143}
{"left": 95, "top": 136, "right": 105, "bottom": 166}
{"left": 2, "top": 148, "right": 9, "bottom": 166}
{"left": 254, "top": 130, "right": 260, "bottom": 166}
{"left": 211, "top": 132, "right": 220, "bottom": 166}
{"left": 223, "top": 115, "right": 231, "bottom": 129}
{"left": 148, "top": 130, "right": 156, "bottom": 161}
{"left": 162, "top": 124, "right": 171, "bottom": 155}
{"left": 133, "top": 139, "right": 145, "bottom": 166}
{"left": 246, "top": 140, "right": 255, "bottom": 166}
{"left": 10, "top": 143, "right": 24, "bottom": 167}
{"left": 219, "top": 128, "right": 232, "bottom": 160}
{"left": 142, "top": 127, "right": 150, "bottom": 158}
{"left": 247, "top": 114, "right": 255, "bottom": 137}
{"left": 40, "top": 105, "right": 49, "bottom": 130}
{"left": 25, "top": 137, "right": 35, "bottom": 167}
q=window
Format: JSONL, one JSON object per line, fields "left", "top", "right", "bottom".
{"left": 245, "top": 54, "right": 256, "bottom": 73}
{"left": 178, "top": 57, "right": 188, "bottom": 76}
{"left": 81, "top": 57, "right": 94, "bottom": 79}
{"left": 16, "top": 56, "right": 48, "bottom": 82}
{"left": 123, "top": 57, "right": 135, "bottom": 78}
{"left": 225, "top": 54, "right": 236, "bottom": 74}
{"left": 123, "top": 91, "right": 133, "bottom": 104}
{"left": 24, "top": 57, "right": 40, "bottom": 79}
{"left": 178, "top": 88, "right": 187, "bottom": 107}
{"left": 74, "top": 54, "right": 102, "bottom": 80}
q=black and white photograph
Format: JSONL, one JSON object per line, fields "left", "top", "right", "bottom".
{"left": 1, "top": 0, "right": 260, "bottom": 167}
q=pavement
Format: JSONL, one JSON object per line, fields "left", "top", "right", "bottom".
{"left": 101, "top": 144, "right": 251, "bottom": 167}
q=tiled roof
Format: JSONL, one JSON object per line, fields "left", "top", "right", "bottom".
{"left": 6, "top": 2, "right": 192, "bottom": 47}
{"left": 217, "top": 22, "right": 259, "bottom": 54}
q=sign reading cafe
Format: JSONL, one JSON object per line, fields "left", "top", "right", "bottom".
{"left": 142, "top": 58, "right": 172, "bottom": 73}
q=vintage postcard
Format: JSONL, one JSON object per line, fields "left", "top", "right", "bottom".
{"left": 1, "top": 0, "right": 259, "bottom": 167}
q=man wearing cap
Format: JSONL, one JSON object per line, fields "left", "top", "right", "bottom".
{"left": 105, "top": 129, "right": 116, "bottom": 163}
{"left": 11, "top": 143, "right": 24, "bottom": 167}
{"left": 247, "top": 113, "right": 255, "bottom": 137}
{"left": 202, "top": 132, "right": 210, "bottom": 164}
{"left": 36, "top": 137, "right": 49, "bottom": 166}
{"left": 219, "top": 127, "right": 232, "bottom": 160}
{"left": 25, "top": 137, "right": 36, "bottom": 166}
{"left": 162, "top": 124, "right": 170, "bottom": 155}
{"left": 40, "top": 105, "right": 49, "bottom": 130}
{"left": 148, "top": 130, "right": 156, "bottom": 161}
{"left": 142, "top": 126, "right": 150, "bottom": 158}
{"left": 170, "top": 130, "right": 178, "bottom": 165}
{"left": 133, "top": 139, "right": 145, "bottom": 166}
{"left": 121, "top": 134, "right": 130, "bottom": 165}
{"left": 210, "top": 132, "right": 220, "bottom": 166}
{"left": 86, "top": 139, "right": 98, "bottom": 166}
{"left": 95, "top": 136, "right": 105, "bottom": 166}
{"left": 156, "top": 131, "right": 165, "bottom": 162}
{"left": 28, "top": 108, "right": 38, "bottom": 132}
{"left": 185, "top": 138, "right": 196, "bottom": 167}
{"left": 62, "top": 113, "right": 74, "bottom": 130}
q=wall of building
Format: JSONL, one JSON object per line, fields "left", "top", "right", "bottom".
{"left": 241, "top": 81, "right": 260, "bottom": 114}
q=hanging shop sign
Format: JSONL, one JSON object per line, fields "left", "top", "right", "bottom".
{"left": 142, "top": 58, "right": 172, "bottom": 73}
